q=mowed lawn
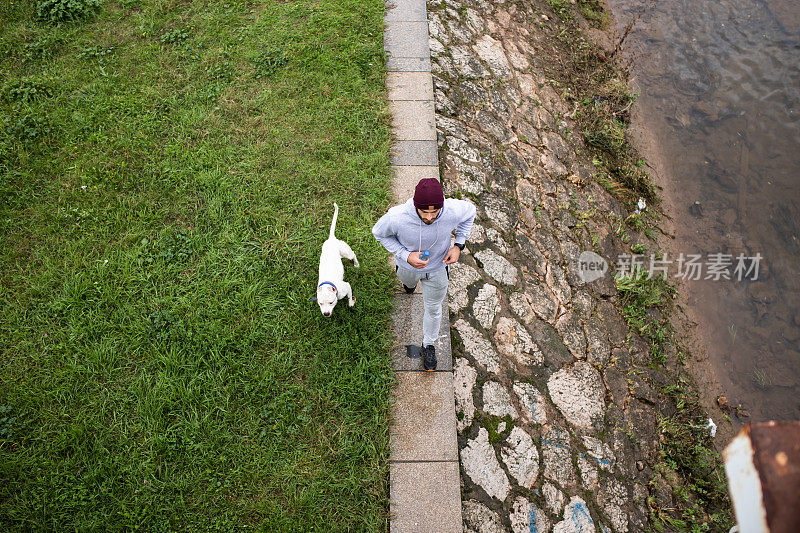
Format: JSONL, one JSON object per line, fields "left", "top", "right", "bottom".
{"left": 0, "top": 0, "right": 395, "bottom": 530}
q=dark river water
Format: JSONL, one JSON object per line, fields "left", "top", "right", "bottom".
{"left": 605, "top": 0, "right": 800, "bottom": 423}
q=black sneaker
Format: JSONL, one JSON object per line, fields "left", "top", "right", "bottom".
{"left": 403, "top": 284, "right": 417, "bottom": 294}
{"left": 422, "top": 344, "right": 437, "bottom": 371}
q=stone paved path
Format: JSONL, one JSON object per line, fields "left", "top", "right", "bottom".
{"left": 385, "top": 0, "right": 462, "bottom": 531}
{"left": 386, "top": 0, "right": 680, "bottom": 531}
{"left": 428, "top": 0, "right": 666, "bottom": 532}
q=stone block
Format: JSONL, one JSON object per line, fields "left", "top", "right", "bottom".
{"left": 390, "top": 140, "right": 439, "bottom": 166}
{"left": 387, "top": 56, "right": 432, "bottom": 72}
{"left": 390, "top": 461, "right": 461, "bottom": 532}
{"left": 387, "top": 71, "right": 435, "bottom": 101}
{"left": 390, "top": 371, "right": 457, "bottom": 461}
{"left": 390, "top": 100, "right": 437, "bottom": 141}
{"left": 391, "top": 165, "right": 439, "bottom": 202}
{"left": 385, "top": 21, "right": 431, "bottom": 59}
{"left": 384, "top": 0, "right": 427, "bottom": 22}
{"left": 391, "top": 294, "right": 453, "bottom": 371}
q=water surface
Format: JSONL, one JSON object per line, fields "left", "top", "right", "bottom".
{"left": 606, "top": 0, "right": 800, "bottom": 422}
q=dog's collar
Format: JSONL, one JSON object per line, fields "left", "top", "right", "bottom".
{"left": 317, "top": 281, "right": 338, "bottom": 297}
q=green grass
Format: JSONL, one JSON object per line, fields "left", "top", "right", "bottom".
{"left": 615, "top": 270, "right": 733, "bottom": 531}
{"left": 542, "top": 1, "right": 654, "bottom": 203}
{"left": 655, "top": 381, "right": 733, "bottom": 532}
{"left": 1, "top": 0, "right": 394, "bottom": 530}
{"left": 577, "top": 0, "right": 607, "bottom": 28}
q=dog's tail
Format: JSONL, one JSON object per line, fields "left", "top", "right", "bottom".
{"left": 329, "top": 202, "right": 339, "bottom": 240}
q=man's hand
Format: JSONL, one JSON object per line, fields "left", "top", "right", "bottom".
{"left": 443, "top": 245, "right": 461, "bottom": 264}
{"left": 407, "top": 252, "right": 429, "bottom": 269}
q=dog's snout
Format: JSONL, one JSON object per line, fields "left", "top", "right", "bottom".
{"left": 323, "top": 312, "right": 331, "bottom": 317}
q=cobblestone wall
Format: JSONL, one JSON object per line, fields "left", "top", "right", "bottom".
{"left": 429, "top": 0, "right": 673, "bottom": 531}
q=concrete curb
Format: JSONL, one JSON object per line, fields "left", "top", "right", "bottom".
{"left": 385, "top": 1, "right": 462, "bottom": 531}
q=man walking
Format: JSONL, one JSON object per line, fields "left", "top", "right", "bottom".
{"left": 372, "top": 178, "right": 476, "bottom": 371}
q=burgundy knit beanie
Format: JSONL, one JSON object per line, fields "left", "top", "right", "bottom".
{"left": 413, "top": 178, "right": 444, "bottom": 210}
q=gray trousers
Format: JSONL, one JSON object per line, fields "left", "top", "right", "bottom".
{"left": 396, "top": 266, "right": 449, "bottom": 347}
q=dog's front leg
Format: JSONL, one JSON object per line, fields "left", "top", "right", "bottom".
{"left": 339, "top": 281, "right": 355, "bottom": 307}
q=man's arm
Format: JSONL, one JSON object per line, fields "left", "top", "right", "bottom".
{"left": 443, "top": 200, "right": 476, "bottom": 265}
{"left": 372, "top": 213, "right": 411, "bottom": 264}
{"left": 453, "top": 200, "right": 476, "bottom": 246}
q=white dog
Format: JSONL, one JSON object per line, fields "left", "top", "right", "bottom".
{"left": 317, "top": 203, "right": 359, "bottom": 317}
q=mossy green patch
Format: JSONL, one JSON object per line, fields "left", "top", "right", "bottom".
{"left": 484, "top": 414, "right": 514, "bottom": 445}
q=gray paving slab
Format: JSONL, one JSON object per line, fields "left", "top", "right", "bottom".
{"left": 391, "top": 165, "right": 439, "bottom": 202}
{"left": 385, "top": 0, "right": 427, "bottom": 22}
{"left": 385, "top": 3, "right": 462, "bottom": 529}
{"left": 387, "top": 71, "right": 434, "bottom": 101}
{"left": 390, "top": 140, "right": 439, "bottom": 166}
{"left": 384, "top": 22, "right": 431, "bottom": 59}
{"left": 390, "top": 371, "right": 458, "bottom": 461}
{"left": 387, "top": 56, "right": 432, "bottom": 72}
{"left": 391, "top": 294, "right": 452, "bottom": 371}
{"left": 390, "top": 101, "right": 437, "bottom": 141}
{"left": 390, "top": 461, "right": 462, "bottom": 533}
